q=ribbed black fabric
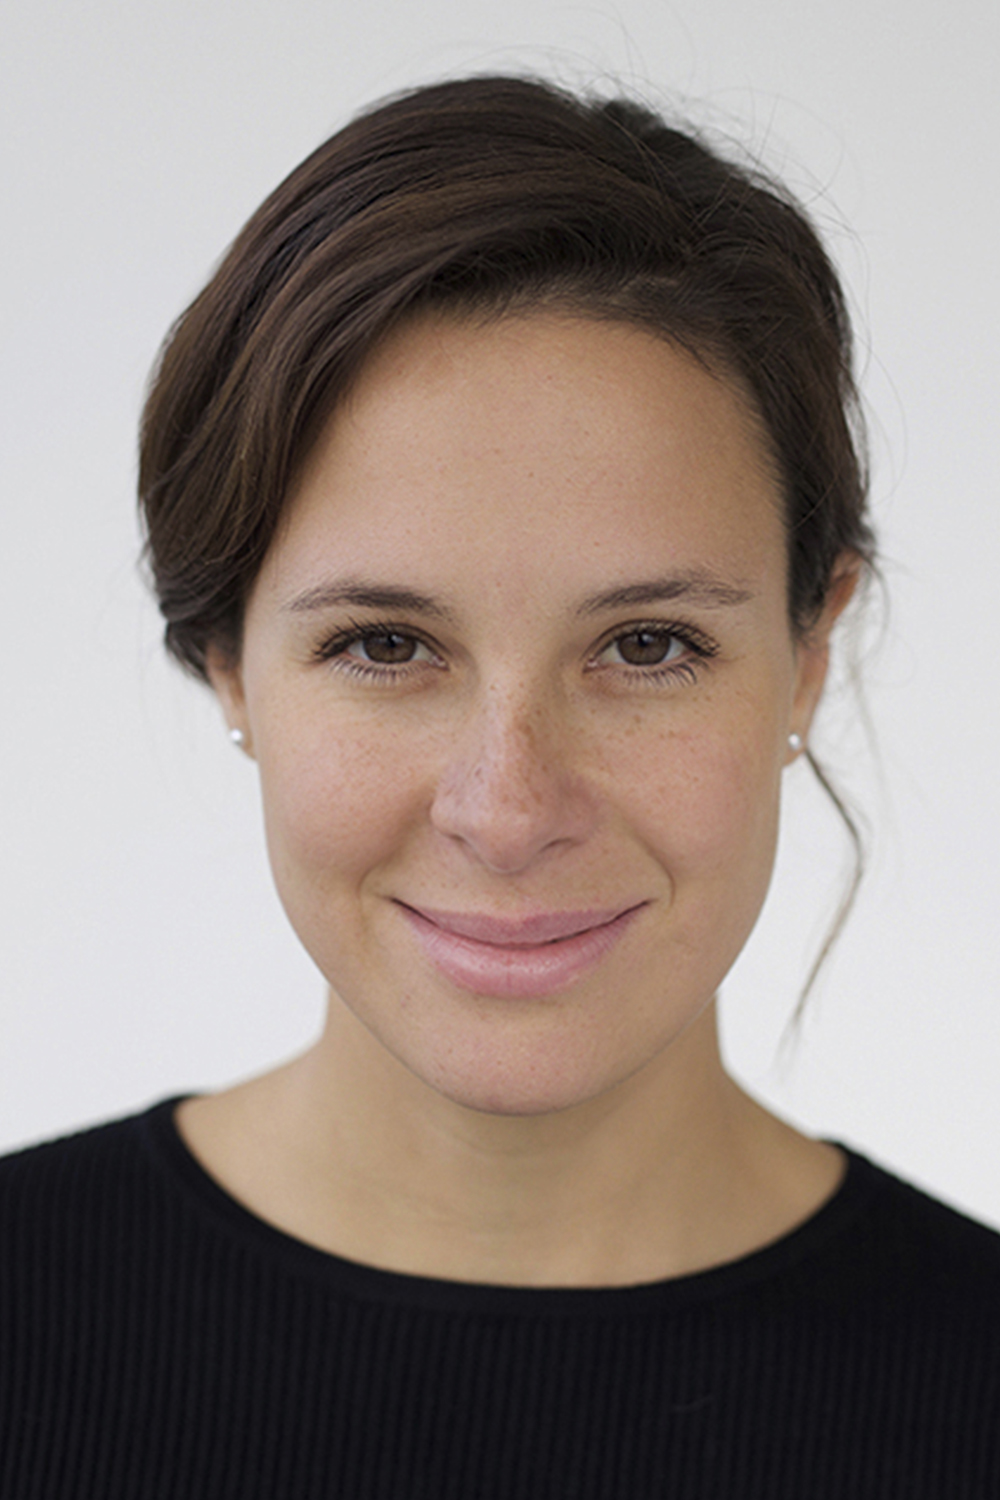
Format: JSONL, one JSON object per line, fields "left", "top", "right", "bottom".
{"left": 2, "top": 1101, "right": 999, "bottom": 1498}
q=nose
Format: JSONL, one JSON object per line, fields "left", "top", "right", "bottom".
{"left": 430, "top": 684, "right": 598, "bottom": 874}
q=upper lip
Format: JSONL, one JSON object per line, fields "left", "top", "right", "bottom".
{"left": 396, "top": 902, "right": 645, "bottom": 947}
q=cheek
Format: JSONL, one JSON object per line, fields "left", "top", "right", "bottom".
{"left": 254, "top": 703, "right": 429, "bottom": 898}
{"left": 615, "top": 727, "right": 784, "bottom": 1014}
{"left": 616, "top": 718, "right": 783, "bottom": 899}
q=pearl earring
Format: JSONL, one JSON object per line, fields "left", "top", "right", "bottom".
{"left": 229, "top": 728, "right": 246, "bottom": 748}
{"left": 788, "top": 732, "right": 803, "bottom": 753}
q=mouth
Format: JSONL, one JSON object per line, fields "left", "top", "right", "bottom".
{"left": 394, "top": 900, "right": 647, "bottom": 998}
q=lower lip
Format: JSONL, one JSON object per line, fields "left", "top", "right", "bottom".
{"left": 396, "top": 904, "right": 644, "bottom": 998}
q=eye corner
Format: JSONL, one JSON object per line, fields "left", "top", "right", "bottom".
{"left": 310, "top": 618, "right": 448, "bottom": 682}
{"left": 585, "top": 618, "right": 721, "bottom": 686}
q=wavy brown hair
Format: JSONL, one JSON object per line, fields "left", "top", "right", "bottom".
{"left": 139, "top": 74, "right": 873, "bottom": 682}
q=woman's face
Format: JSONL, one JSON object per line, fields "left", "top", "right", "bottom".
{"left": 213, "top": 312, "right": 836, "bottom": 1116}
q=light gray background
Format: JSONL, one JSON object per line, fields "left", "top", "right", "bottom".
{"left": 3, "top": 1, "right": 998, "bottom": 1226}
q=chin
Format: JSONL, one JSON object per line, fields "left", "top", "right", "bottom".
{"left": 429, "top": 1075, "right": 608, "bottom": 1119}
{"left": 406, "top": 1022, "right": 656, "bottom": 1119}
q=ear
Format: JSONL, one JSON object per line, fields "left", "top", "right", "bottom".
{"left": 206, "top": 645, "right": 254, "bottom": 759}
{"left": 788, "top": 554, "right": 861, "bottom": 757}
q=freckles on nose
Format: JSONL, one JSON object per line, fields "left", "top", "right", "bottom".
{"left": 429, "top": 702, "right": 597, "bottom": 869}
{"left": 470, "top": 728, "right": 552, "bottom": 815}
{"left": 435, "top": 713, "right": 550, "bottom": 822}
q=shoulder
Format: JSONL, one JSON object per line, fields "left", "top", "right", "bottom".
{"left": 850, "top": 1149, "right": 1000, "bottom": 1268}
{"left": 0, "top": 1102, "right": 165, "bottom": 1181}
{"left": 797, "top": 1146, "right": 1000, "bottom": 1322}
{"left": 0, "top": 1101, "right": 182, "bottom": 1259}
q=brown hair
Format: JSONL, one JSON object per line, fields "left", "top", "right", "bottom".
{"left": 139, "top": 74, "right": 873, "bottom": 680}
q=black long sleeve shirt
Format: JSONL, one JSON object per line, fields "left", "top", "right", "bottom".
{"left": 2, "top": 1098, "right": 999, "bottom": 1498}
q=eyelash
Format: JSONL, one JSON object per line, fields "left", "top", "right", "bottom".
{"left": 590, "top": 621, "right": 719, "bottom": 685}
{"left": 312, "top": 617, "right": 719, "bottom": 686}
{"left": 312, "top": 618, "right": 442, "bottom": 681}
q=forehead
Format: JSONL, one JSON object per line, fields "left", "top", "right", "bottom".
{"left": 258, "top": 312, "right": 787, "bottom": 610}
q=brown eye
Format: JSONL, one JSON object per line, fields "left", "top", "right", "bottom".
{"left": 612, "top": 629, "right": 683, "bottom": 666}
{"left": 350, "top": 631, "right": 420, "bottom": 664}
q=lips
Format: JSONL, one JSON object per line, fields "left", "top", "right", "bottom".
{"left": 395, "top": 901, "right": 646, "bottom": 998}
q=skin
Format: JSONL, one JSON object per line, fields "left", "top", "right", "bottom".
{"left": 182, "top": 310, "right": 856, "bottom": 1287}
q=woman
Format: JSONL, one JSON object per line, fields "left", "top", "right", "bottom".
{"left": 2, "top": 75, "right": 997, "bottom": 1499}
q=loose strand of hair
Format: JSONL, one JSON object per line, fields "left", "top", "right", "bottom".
{"left": 778, "top": 748, "right": 866, "bottom": 1056}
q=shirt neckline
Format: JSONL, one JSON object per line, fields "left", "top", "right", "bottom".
{"left": 140, "top": 1094, "right": 880, "bottom": 1318}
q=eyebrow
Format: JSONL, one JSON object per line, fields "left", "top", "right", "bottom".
{"left": 576, "top": 573, "right": 754, "bottom": 615}
{"left": 284, "top": 580, "right": 459, "bottom": 622}
{"left": 284, "top": 571, "right": 753, "bottom": 621}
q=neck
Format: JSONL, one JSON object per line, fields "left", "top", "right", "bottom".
{"left": 176, "top": 996, "right": 843, "bottom": 1287}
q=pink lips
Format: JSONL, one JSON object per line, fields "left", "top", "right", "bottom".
{"left": 396, "top": 901, "right": 645, "bottom": 998}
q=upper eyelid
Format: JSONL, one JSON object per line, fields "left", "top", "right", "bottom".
{"left": 315, "top": 618, "right": 440, "bottom": 654}
{"left": 313, "top": 616, "right": 720, "bottom": 667}
{"left": 319, "top": 614, "right": 717, "bottom": 643}
{"left": 591, "top": 619, "right": 720, "bottom": 657}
